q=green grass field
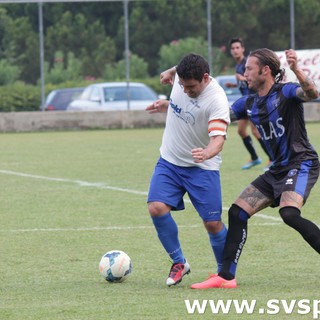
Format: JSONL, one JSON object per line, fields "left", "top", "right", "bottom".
{"left": 1, "top": 124, "right": 319, "bottom": 320}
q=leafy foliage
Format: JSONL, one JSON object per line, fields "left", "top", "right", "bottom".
{"left": 0, "top": 0, "right": 319, "bottom": 111}
{"left": 158, "top": 37, "right": 226, "bottom": 75}
{"left": 44, "top": 51, "right": 82, "bottom": 85}
{"left": 104, "top": 54, "right": 150, "bottom": 81}
{"left": 45, "top": 11, "right": 117, "bottom": 79}
{"left": 0, "top": 82, "right": 40, "bottom": 112}
{"left": 1, "top": 0, "right": 319, "bottom": 84}
{"left": 0, "top": 59, "right": 20, "bottom": 85}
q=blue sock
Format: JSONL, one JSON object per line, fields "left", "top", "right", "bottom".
{"left": 151, "top": 212, "right": 184, "bottom": 263}
{"left": 208, "top": 223, "right": 227, "bottom": 273}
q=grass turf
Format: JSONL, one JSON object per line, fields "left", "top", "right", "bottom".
{"left": 0, "top": 124, "right": 319, "bottom": 319}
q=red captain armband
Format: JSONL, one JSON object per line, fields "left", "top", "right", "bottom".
{"left": 208, "top": 119, "right": 228, "bottom": 135}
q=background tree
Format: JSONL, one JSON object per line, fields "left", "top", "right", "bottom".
{"left": 45, "top": 51, "right": 82, "bottom": 84}
{"left": 158, "top": 37, "right": 226, "bottom": 76}
{"left": 0, "top": 60, "right": 20, "bottom": 85}
{"left": 126, "top": 0, "right": 207, "bottom": 75}
{"left": 4, "top": 16, "right": 39, "bottom": 84}
{"left": 45, "top": 11, "right": 116, "bottom": 79}
{"left": 104, "top": 53, "right": 149, "bottom": 81}
{"left": 0, "top": 0, "right": 319, "bottom": 85}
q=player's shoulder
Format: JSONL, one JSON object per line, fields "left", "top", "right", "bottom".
{"left": 209, "top": 77, "right": 224, "bottom": 90}
{"left": 231, "top": 94, "right": 255, "bottom": 113}
{"left": 206, "top": 77, "right": 228, "bottom": 97}
{"left": 273, "top": 82, "right": 300, "bottom": 98}
{"left": 273, "top": 82, "right": 298, "bottom": 91}
{"left": 234, "top": 94, "right": 252, "bottom": 105}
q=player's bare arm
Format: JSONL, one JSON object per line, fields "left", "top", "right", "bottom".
{"left": 192, "top": 118, "right": 229, "bottom": 162}
{"left": 146, "top": 99, "right": 169, "bottom": 113}
{"left": 229, "top": 107, "right": 238, "bottom": 122}
{"left": 192, "top": 135, "right": 225, "bottom": 163}
{"left": 160, "top": 66, "right": 176, "bottom": 85}
{"left": 285, "top": 49, "right": 319, "bottom": 101}
{"left": 235, "top": 73, "right": 246, "bottom": 81}
{"left": 295, "top": 77, "right": 319, "bottom": 101}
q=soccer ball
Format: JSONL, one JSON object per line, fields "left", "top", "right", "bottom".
{"left": 99, "top": 250, "right": 132, "bottom": 283}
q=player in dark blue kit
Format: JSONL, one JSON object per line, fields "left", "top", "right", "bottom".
{"left": 191, "top": 48, "right": 320, "bottom": 289}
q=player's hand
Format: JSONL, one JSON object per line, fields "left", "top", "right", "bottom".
{"left": 285, "top": 49, "right": 298, "bottom": 71}
{"left": 191, "top": 148, "right": 207, "bottom": 163}
{"left": 225, "top": 82, "right": 237, "bottom": 88}
{"left": 146, "top": 99, "right": 169, "bottom": 113}
{"left": 160, "top": 67, "right": 176, "bottom": 85}
{"left": 235, "top": 73, "right": 242, "bottom": 81}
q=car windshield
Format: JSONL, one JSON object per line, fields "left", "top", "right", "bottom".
{"left": 103, "top": 86, "right": 157, "bottom": 102}
{"left": 79, "top": 86, "right": 94, "bottom": 100}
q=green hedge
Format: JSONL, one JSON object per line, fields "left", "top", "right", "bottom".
{"left": 0, "top": 83, "right": 41, "bottom": 112}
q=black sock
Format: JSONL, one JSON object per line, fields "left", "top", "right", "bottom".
{"left": 257, "top": 138, "right": 272, "bottom": 162}
{"left": 279, "top": 207, "right": 320, "bottom": 253}
{"left": 219, "top": 204, "right": 250, "bottom": 280}
{"left": 243, "top": 136, "right": 258, "bottom": 161}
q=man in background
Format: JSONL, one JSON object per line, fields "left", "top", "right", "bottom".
{"left": 229, "top": 37, "right": 272, "bottom": 170}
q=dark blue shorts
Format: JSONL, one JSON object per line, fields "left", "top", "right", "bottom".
{"left": 148, "top": 157, "right": 222, "bottom": 221}
{"left": 251, "top": 159, "right": 319, "bottom": 207}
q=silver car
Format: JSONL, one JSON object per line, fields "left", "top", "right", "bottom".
{"left": 215, "top": 75, "right": 242, "bottom": 106}
{"left": 67, "top": 82, "right": 162, "bottom": 111}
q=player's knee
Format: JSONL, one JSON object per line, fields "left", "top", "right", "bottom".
{"left": 251, "top": 126, "right": 261, "bottom": 139}
{"left": 229, "top": 204, "right": 240, "bottom": 218}
{"left": 279, "top": 206, "right": 301, "bottom": 227}
{"left": 237, "top": 128, "right": 246, "bottom": 137}
{"left": 228, "top": 204, "right": 250, "bottom": 221}
{"left": 203, "top": 220, "right": 222, "bottom": 234}
{"left": 148, "top": 201, "right": 170, "bottom": 217}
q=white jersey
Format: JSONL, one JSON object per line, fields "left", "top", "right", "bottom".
{"left": 160, "top": 75, "right": 230, "bottom": 170}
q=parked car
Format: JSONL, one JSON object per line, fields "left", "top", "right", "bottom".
{"left": 215, "top": 75, "right": 242, "bottom": 106}
{"left": 67, "top": 82, "right": 165, "bottom": 111}
{"left": 43, "top": 87, "right": 84, "bottom": 111}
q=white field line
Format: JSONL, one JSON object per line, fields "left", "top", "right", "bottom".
{"left": 2, "top": 222, "right": 283, "bottom": 233}
{"left": 0, "top": 169, "right": 148, "bottom": 196}
{"left": 0, "top": 169, "right": 284, "bottom": 233}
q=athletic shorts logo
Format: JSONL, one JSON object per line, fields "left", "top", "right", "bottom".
{"left": 285, "top": 178, "right": 293, "bottom": 185}
{"left": 288, "top": 169, "right": 298, "bottom": 177}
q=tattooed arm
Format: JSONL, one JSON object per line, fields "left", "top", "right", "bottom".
{"left": 285, "top": 49, "right": 319, "bottom": 101}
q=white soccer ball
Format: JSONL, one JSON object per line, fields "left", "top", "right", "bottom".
{"left": 99, "top": 250, "right": 132, "bottom": 283}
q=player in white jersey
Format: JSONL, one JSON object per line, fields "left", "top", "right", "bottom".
{"left": 146, "top": 53, "right": 230, "bottom": 286}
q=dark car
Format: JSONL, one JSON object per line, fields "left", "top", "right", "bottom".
{"left": 43, "top": 87, "right": 84, "bottom": 111}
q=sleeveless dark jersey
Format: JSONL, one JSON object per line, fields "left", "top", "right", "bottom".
{"left": 232, "top": 82, "right": 319, "bottom": 172}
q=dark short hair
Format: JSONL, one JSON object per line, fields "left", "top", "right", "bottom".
{"left": 229, "top": 37, "right": 245, "bottom": 47}
{"left": 176, "top": 53, "right": 210, "bottom": 82}
{"left": 249, "top": 48, "right": 285, "bottom": 83}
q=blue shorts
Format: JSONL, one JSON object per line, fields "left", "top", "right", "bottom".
{"left": 147, "top": 157, "right": 222, "bottom": 221}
